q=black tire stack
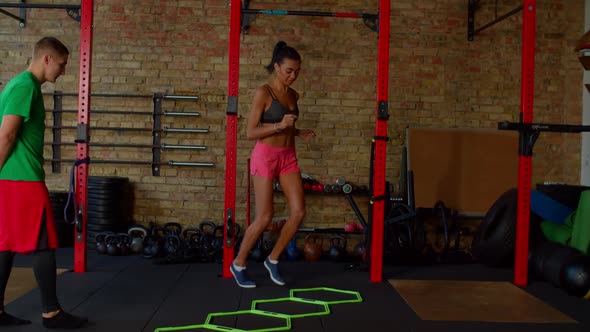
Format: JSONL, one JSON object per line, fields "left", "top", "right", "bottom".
{"left": 87, "top": 176, "right": 134, "bottom": 248}
{"left": 48, "top": 191, "right": 75, "bottom": 247}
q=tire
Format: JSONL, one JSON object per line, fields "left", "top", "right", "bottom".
{"left": 472, "top": 188, "right": 518, "bottom": 267}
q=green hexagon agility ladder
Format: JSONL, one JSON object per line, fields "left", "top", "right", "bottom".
{"left": 154, "top": 287, "right": 362, "bottom": 332}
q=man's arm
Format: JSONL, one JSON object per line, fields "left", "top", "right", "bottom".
{"left": 0, "top": 115, "right": 23, "bottom": 171}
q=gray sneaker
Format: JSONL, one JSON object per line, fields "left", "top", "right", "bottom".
{"left": 264, "top": 257, "right": 286, "bottom": 285}
{"left": 230, "top": 263, "right": 256, "bottom": 288}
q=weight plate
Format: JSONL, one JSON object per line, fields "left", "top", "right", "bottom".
{"left": 88, "top": 211, "right": 129, "bottom": 220}
{"left": 87, "top": 215, "right": 130, "bottom": 226}
{"left": 87, "top": 223, "right": 129, "bottom": 232}
{"left": 89, "top": 175, "right": 129, "bottom": 182}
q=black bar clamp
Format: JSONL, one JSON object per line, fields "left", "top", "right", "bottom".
{"left": 74, "top": 123, "right": 89, "bottom": 143}
{"left": 369, "top": 194, "right": 387, "bottom": 204}
{"left": 377, "top": 101, "right": 389, "bottom": 120}
{"left": 225, "top": 208, "right": 234, "bottom": 248}
{"left": 226, "top": 96, "right": 238, "bottom": 115}
{"left": 372, "top": 135, "right": 390, "bottom": 142}
{"left": 363, "top": 13, "right": 379, "bottom": 33}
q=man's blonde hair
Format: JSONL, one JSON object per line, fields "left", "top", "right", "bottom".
{"left": 33, "top": 37, "right": 69, "bottom": 60}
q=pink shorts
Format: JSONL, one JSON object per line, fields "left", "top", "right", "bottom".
{"left": 250, "top": 141, "right": 300, "bottom": 179}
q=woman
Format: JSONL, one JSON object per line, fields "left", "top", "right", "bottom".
{"left": 230, "top": 41, "right": 315, "bottom": 288}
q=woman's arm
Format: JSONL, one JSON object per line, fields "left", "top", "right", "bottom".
{"left": 296, "top": 128, "right": 316, "bottom": 141}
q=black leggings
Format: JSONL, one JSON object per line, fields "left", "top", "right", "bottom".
{"left": 0, "top": 211, "right": 60, "bottom": 313}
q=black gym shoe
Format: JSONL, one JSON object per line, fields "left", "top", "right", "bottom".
{"left": 0, "top": 311, "right": 31, "bottom": 325}
{"left": 43, "top": 310, "right": 88, "bottom": 329}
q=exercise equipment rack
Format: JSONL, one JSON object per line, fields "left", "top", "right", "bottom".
{"left": 469, "top": 0, "right": 590, "bottom": 286}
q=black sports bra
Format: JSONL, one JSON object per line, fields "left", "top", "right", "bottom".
{"left": 259, "top": 84, "right": 299, "bottom": 124}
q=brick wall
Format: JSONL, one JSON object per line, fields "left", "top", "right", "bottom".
{"left": 0, "top": 0, "right": 584, "bottom": 229}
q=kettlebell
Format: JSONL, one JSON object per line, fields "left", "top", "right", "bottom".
{"left": 117, "top": 233, "right": 131, "bottom": 256}
{"left": 164, "top": 222, "right": 183, "bottom": 236}
{"left": 329, "top": 235, "right": 347, "bottom": 262}
{"left": 181, "top": 227, "right": 201, "bottom": 258}
{"left": 128, "top": 225, "right": 148, "bottom": 254}
{"left": 250, "top": 238, "right": 264, "bottom": 262}
{"left": 151, "top": 226, "right": 167, "bottom": 257}
{"left": 105, "top": 234, "right": 119, "bottom": 256}
{"left": 143, "top": 229, "right": 164, "bottom": 258}
{"left": 213, "top": 225, "right": 224, "bottom": 254}
{"left": 286, "top": 237, "right": 301, "bottom": 261}
{"left": 353, "top": 242, "right": 366, "bottom": 262}
{"left": 303, "top": 234, "right": 323, "bottom": 261}
{"left": 344, "top": 221, "right": 359, "bottom": 233}
{"left": 164, "top": 234, "right": 181, "bottom": 260}
{"left": 199, "top": 221, "right": 217, "bottom": 259}
{"left": 142, "top": 235, "right": 157, "bottom": 258}
{"left": 227, "top": 223, "right": 242, "bottom": 250}
{"left": 95, "top": 232, "right": 110, "bottom": 255}
{"left": 263, "top": 239, "right": 274, "bottom": 258}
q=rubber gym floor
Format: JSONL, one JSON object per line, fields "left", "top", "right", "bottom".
{"left": 3, "top": 248, "right": 590, "bottom": 332}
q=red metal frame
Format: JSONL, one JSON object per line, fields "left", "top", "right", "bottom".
{"left": 369, "top": 0, "right": 391, "bottom": 283}
{"left": 222, "top": 0, "right": 241, "bottom": 278}
{"left": 514, "top": 0, "right": 536, "bottom": 286}
{"left": 74, "top": 0, "right": 93, "bottom": 273}
{"left": 247, "top": 158, "right": 251, "bottom": 227}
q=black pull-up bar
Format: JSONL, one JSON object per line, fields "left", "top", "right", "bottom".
{"left": 0, "top": 2, "right": 82, "bottom": 28}
{"left": 498, "top": 121, "right": 590, "bottom": 157}
{"left": 498, "top": 121, "right": 590, "bottom": 133}
{"left": 0, "top": 2, "right": 80, "bottom": 9}
{"left": 0, "top": 7, "right": 20, "bottom": 21}
{"left": 468, "top": 0, "right": 524, "bottom": 41}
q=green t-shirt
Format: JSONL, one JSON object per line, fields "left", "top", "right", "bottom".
{"left": 0, "top": 71, "right": 46, "bottom": 181}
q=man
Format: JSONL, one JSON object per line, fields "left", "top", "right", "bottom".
{"left": 0, "top": 37, "right": 88, "bottom": 329}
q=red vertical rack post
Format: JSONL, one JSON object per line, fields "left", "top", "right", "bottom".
{"left": 513, "top": 0, "right": 536, "bottom": 286}
{"left": 222, "top": 0, "right": 241, "bottom": 278}
{"left": 369, "top": 0, "right": 391, "bottom": 283}
{"left": 247, "top": 158, "right": 251, "bottom": 227}
{"left": 74, "top": 0, "right": 94, "bottom": 273}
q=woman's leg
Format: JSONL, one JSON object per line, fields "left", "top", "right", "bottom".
{"left": 262, "top": 171, "right": 305, "bottom": 285}
{"left": 234, "top": 175, "right": 275, "bottom": 267}
{"left": 230, "top": 174, "right": 276, "bottom": 288}
{"left": 269, "top": 171, "right": 305, "bottom": 260}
